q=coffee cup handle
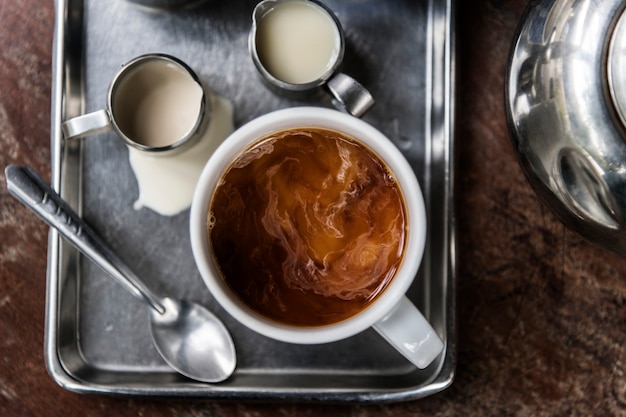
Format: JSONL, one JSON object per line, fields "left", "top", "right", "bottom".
{"left": 326, "top": 73, "right": 375, "bottom": 118}
{"left": 62, "top": 109, "right": 113, "bottom": 140}
{"left": 372, "top": 295, "right": 444, "bottom": 369}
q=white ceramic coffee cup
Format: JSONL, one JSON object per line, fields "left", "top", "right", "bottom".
{"left": 190, "top": 107, "right": 443, "bottom": 369}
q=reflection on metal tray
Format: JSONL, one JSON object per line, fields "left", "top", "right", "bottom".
{"left": 47, "top": 0, "right": 456, "bottom": 402}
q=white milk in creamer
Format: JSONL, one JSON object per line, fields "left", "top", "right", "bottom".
{"left": 113, "top": 60, "right": 204, "bottom": 148}
{"left": 255, "top": 1, "right": 340, "bottom": 84}
{"left": 129, "top": 92, "right": 234, "bottom": 216}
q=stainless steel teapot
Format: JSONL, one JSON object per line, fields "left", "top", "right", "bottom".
{"left": 506, "top": 0, "right": 626, "bottom": 256}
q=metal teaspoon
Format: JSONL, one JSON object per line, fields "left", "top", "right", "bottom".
{"left": 5, "top": 165, "right": 236, "bottom": 383}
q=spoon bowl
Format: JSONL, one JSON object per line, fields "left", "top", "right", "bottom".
{"left": 5, "top": 165, "right": 236, "bottom": 383}
{"left": 150, "top": 297, "right": 236, "bottom": 382}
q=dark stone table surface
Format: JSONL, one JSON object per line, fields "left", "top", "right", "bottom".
{"left": 1, "top": 1, "right": 625, "bottom": 416}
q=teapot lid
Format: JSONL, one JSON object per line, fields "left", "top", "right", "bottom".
{"left": 507, "top": 0, "right": 626, "bottom": 255}
{"left": 608, "top": 8, "right": 626, "bottom": 130}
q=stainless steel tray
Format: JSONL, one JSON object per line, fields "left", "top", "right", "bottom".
{"left": 46, "top": 0, "right": 456, "bottom": 402}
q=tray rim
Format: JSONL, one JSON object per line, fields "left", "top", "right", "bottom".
{"left": 44, "top": 0, "right": 457, "bottom": 403}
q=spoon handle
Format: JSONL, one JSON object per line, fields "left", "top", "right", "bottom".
{"left": 5, "top": 165, "right": 165, "bottom": 314}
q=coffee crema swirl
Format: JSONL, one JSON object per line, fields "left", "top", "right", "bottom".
{"left": 208, "top": 128, "right": 408, "bottom": 327}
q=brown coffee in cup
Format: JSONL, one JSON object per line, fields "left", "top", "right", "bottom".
{"left": 207, "top": 127, "right": 408, "bottom": 327}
